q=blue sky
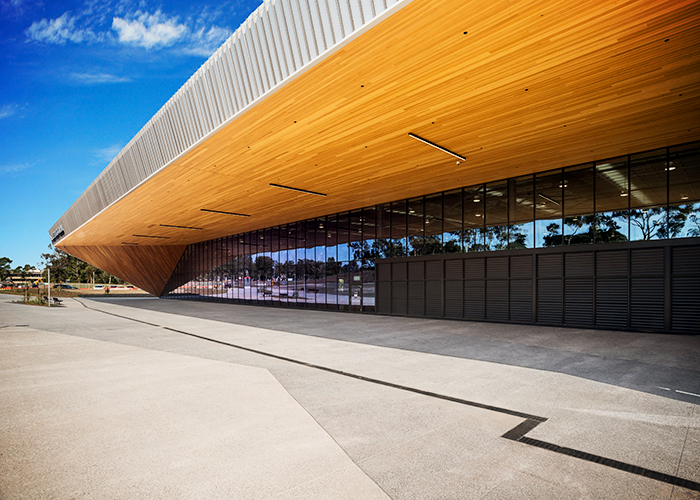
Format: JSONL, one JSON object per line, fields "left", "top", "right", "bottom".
{"left": 0, "top": 0, "right": 262, "bottom": 269}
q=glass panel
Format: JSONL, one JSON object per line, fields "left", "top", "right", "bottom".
{"left": 464, "top": 185, "right": 486, "bottom": 251}
{"left": 358, "top": 207, "right": 377, "bottom": 266}
{"left": 485, "top": 225, "right": 509, "bottom": 250}
{"left": 509, "top": 221, "right": 533, "bottom": 249}
{"left": 375, "top": 203, "right": 392, "bottom": 259}
{"left": 337, "top": 262, "right": 349, "bottom": 307}
{"left": 407, "top": 197, "right": 424, "bottom": 256}
{"left": 485, "top": 181, "right": 508, "bottom": 227}
{"left": 669, "top": 143, "right": 700, "bottom": 203}
{"left": 630, "top": 207, "right": 667, "bottom": 241}
{"left": 509, "top": 175, "right": 534, "bottom": 223}
{"left": 315, "top": 218, "right": 326, "bottom": 263}
{"left": 326, "top": 256, "right": 339, "bottom": 306}
{"left": 596, "top": 156, "right": 629, "bottom": 212}
{"left": 537, "top": 219, "right": 562, "bottom": 247}
{"left": 424, "top": 193, "right": 443, "bottom": 255}
{"left": 337, "top": 212, "right": 350, "bottom": 261}
{"left": 443, "top": 189, "right": 463, "bottom": 253}
{"left": 536, "top": 170, "right": 562, "bottom": 220}
{"left": 349, "top": 210, "right": 362, "bottom": 245}
{"left": 305, "top": 220, "right": 315, "bottom": 262}
{"left": 563, "top": 215, "right": 594, "bottom": 245}
{"left": 391, "top": 200, "right": 407, "bottom": 255}
{"left": 630, "top": 149, "right": 667, "bottom": 208}
{"left": 563, "top": 164, "right": 594, "bottom": 216}
{"left": 536, "top": 170, "right": 562, "bottom": 247}
{"left": 668, "top": 202, "right": 700, "bottom": 238}
{"left": 595, "top": 211, "right": 629, "bottom": 243}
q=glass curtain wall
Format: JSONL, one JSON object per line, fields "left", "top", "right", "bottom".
{"left": 168, "top": 142, "right": 700, "bottom": 307}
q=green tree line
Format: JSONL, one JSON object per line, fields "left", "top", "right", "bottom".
{"left": 0, "top": 247, "right": 126, "bottom": 285}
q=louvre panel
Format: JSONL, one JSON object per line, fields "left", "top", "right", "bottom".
{"left": 408, "top": 281, "right": 425, "bottom": 316}
{"left": 565, "top": 252, "right": 594, "bottom": 277}
{"left": 445, "top": 259, "right": 463, "bottom": 279}
{"left": 673, "top": 246, "right": 700, "bottom": 275}
{"left": 565, "top": 278, "right": 594, "bottom": 326}
{"left": 538, "top": 254, "right": 562, "bottom": 278}
{"left": 487, "top": 257, "right": 508, "bottom": 279}
{"left": 376, "top": 280, "right": 391, "bottom": 314}
{"left": 595, "top": 278, "right": 628, "bottom": 328}
{"left": 630, "top": 277, "right": 664, "bottom": 331}
{"left": 631, "top": 248, "right": 664, "bottom": 276}
{"left": 464, "top": 280, "right": 485, "bottom": 320}
{"left": 671, "top": 276, "right": 700, "bottom": 332}
{"left": 391, "top": 281, "right": 407, "bottom": 315}
{"left": 376, "top": 262, "right": 391, "bottom": 282}
{"left": 392, "top": 262, "right": 407, "bottom": 281}
{"left": 597, "top": 251, "right": 628, "bottom": 277}
{"left": 444, "top": 280, "right": 463, "bottom": 318}
{"left": 464, "top": 258, "right": 485, "bottom": 280}
{"left": 425, "top": 281, "right": 442, "bottom": 317}
{"left": 510, "top": 280, "right": 532, "bottom": 302}
{"left": 409, "top": 261, "right": 424, "bottom": 280}
{"left": 464, "top": 280, "right": 485, "bottom": 301}
{"left": 509, "top": 300, "right": 533, "bottom": 323}
{"left": 426, "top": 261, "right": 442, "bottom": 280}
{"left": 486, "top": 280, "right": 508, "bottom": 321}
{"left": 537, "top": 279, "right": 562, "bottom": 324}
{"left": 510, "top": 255, "right": 533, "bottom": 279}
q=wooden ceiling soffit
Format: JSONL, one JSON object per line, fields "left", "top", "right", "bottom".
{"left": 60, "top": 245, "right": 187, "bottom": 296}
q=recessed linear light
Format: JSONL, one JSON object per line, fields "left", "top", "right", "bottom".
{"left": 269, "top": 183, "right": 327, "bottom": 197}
{"left": 408, "top": 133, "right": 466, "bottom": 161}
{"left": 537, "top": 193, "right": 561, "bottom": 206}
{"left": 159, "top": 224, "right": 203, "bottom": 230}
{"left": 133, "top": 234, "right": 171, "bottom": 239}
{"left": 201, "top": 209, "right": 251, "bottom": 217}
{"left": 121, "top": 242, "right": 139, "bottom": 245}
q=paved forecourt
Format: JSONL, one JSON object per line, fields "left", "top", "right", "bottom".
{"left": 0, "top": 294, "right": 698, "bottom": 499}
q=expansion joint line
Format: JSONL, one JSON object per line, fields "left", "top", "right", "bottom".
{"left": 74, "top": 298, "right": 700, "bottom": 492}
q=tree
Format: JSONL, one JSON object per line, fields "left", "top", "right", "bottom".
{"left": 40, "top": 245, "right": 126, "bottom": 284}
{"left": 0, "top": 257, "right": 12, "bottom": 282}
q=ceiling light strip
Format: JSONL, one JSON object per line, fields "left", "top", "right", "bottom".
{"left": 269, "top": 183, "right": 327, "bottom": 197}
{"left": 159, "top": 224, "right": 203, "bottom": 230}
{"left": 537, "top": 193, "right": 561, "bottom": 206}
{"left": 133, "top": 234, "right": 171, "bottom": 239}
{"left": 408, "top": 133, "right": 466, "bottom": 161}
{"left": 200, "top": 209, "right": 251, "bottom": 217}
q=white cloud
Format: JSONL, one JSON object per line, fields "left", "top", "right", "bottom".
{"left": 25, "top": 12, "right": 99, "bottom": 44}
{"left": 0, "top": 163, "right": 30, "bottom": 175}
{"left": 112, "top": 10, "right": 186, "bottom": 49}
{"left": 0, "top": 104, "right": 19, "bottom": 119}
{"left": 184, "top": 25, "right": 231, "bottom": 57}
{"left": 95, "top": 144, "right": 123, "bottom": 163}
{"left": 71, "top": 72, "right": 132, "bottom": 84}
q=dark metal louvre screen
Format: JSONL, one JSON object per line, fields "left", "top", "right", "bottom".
{"left": 596, "top": 251, "right": 629, "bottom": 329}
{"left": 510, "top": 255, "right": 533, "bottom": 323}
{"left": 376, "top": 239, "right": 699, "bottom": 334}
{"left": 376, "top": 263, "right": 391, "bottom": 314}
{"left": 672, "top": 246, "right": 700, "bottom": 332}
{"left": 408, "top": 281, "right": 424, "bottom": 316}
{"left": 630, "top": 248, "right": 664, "bottom": 331}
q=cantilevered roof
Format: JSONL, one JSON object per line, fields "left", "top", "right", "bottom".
{"left": 51, "top": 0, "right": 700, "bottom": 294}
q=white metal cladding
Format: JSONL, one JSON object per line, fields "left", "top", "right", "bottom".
{"left": 50, "top": 0, "right": 406, "bottom": 243}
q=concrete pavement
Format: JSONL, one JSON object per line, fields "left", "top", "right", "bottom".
{"left": 1, "top": 294, "right": 698, "bottom": 499}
